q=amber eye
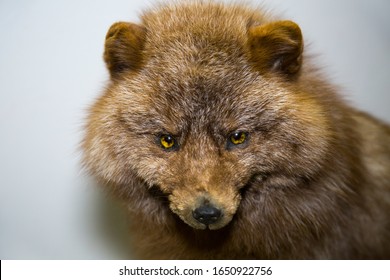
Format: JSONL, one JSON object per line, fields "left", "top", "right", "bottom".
{"left": 160, "top": 134, "right": 176, "bottom": 149}
{"left": 229, "top": 131, "right": 248, "bottom": 146}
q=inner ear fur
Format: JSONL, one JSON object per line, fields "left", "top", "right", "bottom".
{"left": 104, "top": 22, "right": 146, "bottom": 78}
{"left": 247, "top": 20, "right": 303, "bottom": 75}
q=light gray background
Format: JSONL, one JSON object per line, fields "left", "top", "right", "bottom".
{"left": 0, "top": 0, "right": 389, "bottom": 259}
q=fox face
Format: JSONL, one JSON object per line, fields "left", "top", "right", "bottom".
{"left": 83, "top": 12, "right": 333, "bottom": 231}
{"left": 84, "top": 57, "right": 331, "bottom": 231}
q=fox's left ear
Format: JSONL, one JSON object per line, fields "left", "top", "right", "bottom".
{"left": 247, "top": 20, "right": 303, "bottom": 75}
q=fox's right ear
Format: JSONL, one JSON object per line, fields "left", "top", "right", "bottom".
{"left": 104, "top": 22, "right": 146, "bottom": 78}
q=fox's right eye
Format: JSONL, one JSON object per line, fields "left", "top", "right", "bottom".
{"left": 159, "top": 134, "right": 176, "bottom": 150}
{"left": 229, "top": 131, "right": 247, "bottom": 145}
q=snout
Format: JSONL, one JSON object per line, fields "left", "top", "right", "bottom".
{"left": 192, "top": 204, "right": 222, "bottom": 226}
{"left": 169, "top": 191, "right": 241, "bottom": 230}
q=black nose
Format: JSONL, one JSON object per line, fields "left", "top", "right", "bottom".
{"left": 192, "top": 205, "right": 222, "bottom": 225}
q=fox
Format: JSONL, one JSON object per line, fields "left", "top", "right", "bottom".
{"left": 82, "top": 0, "right": 390, "bottom": 259}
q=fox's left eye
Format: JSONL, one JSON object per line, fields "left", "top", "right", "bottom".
{"left": 159, "top": 134, "right": 176, "bottom": 150}
{"left": 227, "top": 131, "right": 248, "bottom": 148}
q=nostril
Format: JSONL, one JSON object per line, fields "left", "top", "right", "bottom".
{"left": 192, "top": 205, "right": 222, "bottom": 225}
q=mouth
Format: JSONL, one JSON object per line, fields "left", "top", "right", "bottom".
{"left": 145, "top": 173, "right": 269, "bottom": 231}
{"left": 182, "top": 210, "right": 233, "bottom": 230}
{"left": 149, "top": 176, "right": 263, "bottom": 231}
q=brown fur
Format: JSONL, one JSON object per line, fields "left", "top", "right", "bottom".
{"left": 82, "top": 1, "right": 390, "bottom": 259}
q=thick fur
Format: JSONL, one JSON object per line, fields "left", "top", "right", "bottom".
{"left": 82, "top": 1, "right": 390, "bottom": 259}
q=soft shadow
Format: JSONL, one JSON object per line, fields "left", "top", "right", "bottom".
{"left": 83, "top": 176, "right": 136, "bottom": 259}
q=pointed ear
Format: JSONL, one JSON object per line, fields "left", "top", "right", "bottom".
{"left": 104, "top": 22, "right": 146, "bottom": 78}
{"left": 247, "top": 20, "right": 303, "bottom": 75}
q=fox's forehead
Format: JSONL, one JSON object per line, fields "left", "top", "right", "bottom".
{"left": 121, "top": 71, "right": 272, "bottom": 136}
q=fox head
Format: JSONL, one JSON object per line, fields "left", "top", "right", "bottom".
{"left": 83, "top": 3, "right": 333, "bottom": 230}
